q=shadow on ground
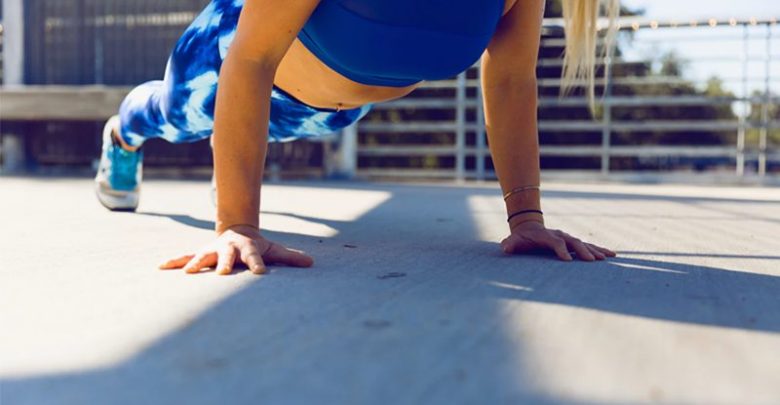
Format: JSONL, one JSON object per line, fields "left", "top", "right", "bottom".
{"left": 5, "top": 181, "right": 779, "bottom": 404}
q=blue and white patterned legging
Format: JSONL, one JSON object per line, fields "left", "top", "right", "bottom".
{"left": 117, "top": 0, "right": 373, "bottom": 148}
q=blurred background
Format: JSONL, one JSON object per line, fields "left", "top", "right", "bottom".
{"left": 0, "top": 0, "right": 778, "bottom": 184}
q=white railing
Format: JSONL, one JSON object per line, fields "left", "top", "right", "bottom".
{"left": 349, "top": 17, "right": 779, "bottom": 183}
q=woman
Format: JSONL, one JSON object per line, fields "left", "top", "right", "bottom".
{"left": 94, "top": 0, "right": 619, "bottom": 275}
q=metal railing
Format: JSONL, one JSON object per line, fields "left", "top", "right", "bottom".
{"left": 352, "top": 17, "right": 779, "bottom": 182}
{"left": 1, "top": 9, "right": 778, "bottom": 182}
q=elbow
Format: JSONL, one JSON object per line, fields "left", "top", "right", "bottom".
{"left": 224, "top": 38, "right": 283, "bottom": 76}
{"left": 224, "top": 52, "right": 279, "bottom": 77}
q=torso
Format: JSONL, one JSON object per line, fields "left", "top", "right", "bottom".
{"left": 274, "top": 0, "right": 517, "bottom": 110}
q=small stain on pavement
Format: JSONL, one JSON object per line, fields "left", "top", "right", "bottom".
{"left": 377, "top": 272, "right": 406, "bottom": 280}
{"left": 363, "top": 320, "right": 392, "bottom": 329}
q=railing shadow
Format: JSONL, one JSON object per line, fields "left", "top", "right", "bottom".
{"left": 5, "top": 181, "right": 779, "bottom": 404}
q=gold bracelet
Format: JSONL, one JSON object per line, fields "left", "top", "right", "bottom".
{"left": 503, "top": 185, "right": 540, "bottom": 200}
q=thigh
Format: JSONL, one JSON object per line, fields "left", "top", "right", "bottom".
{"left": 161, "top": 0, "right": 242, "bottom": 129}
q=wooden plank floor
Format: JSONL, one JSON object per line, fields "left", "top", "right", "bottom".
{"left": 2, "top": 176, "right": 779, "bottom": 404}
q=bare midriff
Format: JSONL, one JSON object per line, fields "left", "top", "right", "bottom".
{"left": 273, "top": 38, "right": 422, "bottom": 110}
{"left": 273, "top": 0, "right": 517, "bottom": 111}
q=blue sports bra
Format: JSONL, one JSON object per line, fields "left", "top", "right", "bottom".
{"left": 297, "top": 0, "right": 505, "bottom": 87}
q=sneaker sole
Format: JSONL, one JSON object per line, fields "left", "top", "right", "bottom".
{"left": 94, "top": 182, "right": 139, "bottom": 212}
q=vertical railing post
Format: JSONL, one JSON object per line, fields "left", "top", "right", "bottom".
{"left": 600, "top": 54, "right": 613, "bottom": 178}
{"left": 1, "top": 0, "right": 28, "bottom": 173}
{"left": 2, "top": 0, "right": 25, "bottom": 85}
{"left": 455, "top": 72, "right": 467, "bottom": 182}
{"left": 758, "top": 22, "right": 771, "bottom": 178}
{"left": 736, "top": 23, "right": 749, "bottom": 177}
{"left": 335, "top": 124, "right": 359, "bottom": 179}
{"left": 475, "top": 63, "right": 486, "bottom": 181}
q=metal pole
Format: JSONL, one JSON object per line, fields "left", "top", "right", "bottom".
{"left": 736, "top": 23, "right": 749, "bottom": 177}
{"left": 455, "top": 72, "right": 467, "bottom": 182}
{"left": 475, "top": 63, "right": 486, "bottom": 181}
{"left": 758, "top": 22, "right": 771, "bottom": 178}
{"left": 2, "top": 0, "right": 25, "bottom": 85}
{"left": 337, "top": 124, "right": 359, "bottom": 179}
{"left": 1, "top": 0, "right": 27, "bottom": 173}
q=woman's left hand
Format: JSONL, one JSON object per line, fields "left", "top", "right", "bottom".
{"left": 500, "top": 221, "right": 617, "bottom": 261}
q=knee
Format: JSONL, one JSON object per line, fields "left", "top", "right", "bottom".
{"left": 160, "top": 74, "right": 218, "bottom": 140}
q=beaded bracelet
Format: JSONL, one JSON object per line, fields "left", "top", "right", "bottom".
{"left": 503, "top": 185, "right": 540, "bottom": 200}
{"left": 507, "top": 209, "right": 544, "bottom": 223}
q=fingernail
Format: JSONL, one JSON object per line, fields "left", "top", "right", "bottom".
{"left": 252, "top": 266, "right": 266, "bottom": 275}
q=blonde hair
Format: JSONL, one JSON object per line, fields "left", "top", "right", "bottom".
{"left": 560, "top": 0, "right": 620, "bottom": 114}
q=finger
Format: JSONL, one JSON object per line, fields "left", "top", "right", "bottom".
{"left": 240, "top": 243, "right": 267, "bottom": 275}
{"left": 565, "top": 236, "right": 595, "bottom": 261}
{"left": 500, "top": 235, "right": 516, "bottom": 254}
{"left": 216, "top": 244, "right": 238, "bottom": 275}
{"left": 264, "top": 243, "right": 314, "bottom": 268}
{"left": 589, "top": 243, "right": 617, "bottom": 257}
{"left": 158, "top": 254, "right": 195, "bottom": 270}
{"left": 183, "top": 252, "right": 217, "bottom": 274}
{"left": 546, "top": 235, "right": 572, "bottom": 261}
{"left": 585, "top": 244, "right": 606, "bottom": 260}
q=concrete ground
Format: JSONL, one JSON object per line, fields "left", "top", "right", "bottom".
{"left": 1, "top": 176, "right": 779, "bottom": 405}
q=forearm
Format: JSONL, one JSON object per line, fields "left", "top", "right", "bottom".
{"left": 481, "top": 74, "right": 543, "bottom": 228}
{"left": 212, "top": 55, "right": 275, "bottom": 234}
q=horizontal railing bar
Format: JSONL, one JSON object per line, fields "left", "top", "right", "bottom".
{"left": 358, "top": 146, "right": 457, "bottom": 156}
{"left": 540, "top": 146, "right": 739, "bottom": 157}
{"left": 541, "top": 36, "right": 780, "bottom": 47}
{"left": 372, "top": 95, "right": 780, "bottom": 109}
{"left": 357, "top": 145, "right": 742, "bottom": 157}
{"left": 539, "top": 95, "right": 780, "bottom": 107}
{"left": 358, "top": 122, "right": 479, "bottom": 132}
{"left": 357, "top": 169, "right": 780, "bottom": 182}
{"left": 539, "top": 77, "right": 780, "bottom": 87}
{"left": 356, "top": 169, "right": 459, "bottom": 179}
{"left": 373, "top": 99, "right": 477, "bottom": 109}
{"left": 358, "top": 120, "right": 777, "bottom": 133}
{"left": 537, "top": 56, "right": 779, "bottom": 67}
{"left": 539, "top": 120, "right": 776, "bottom": 131}
{"left": 420, "top": 76, "right": 779, "bottom": 90}
{"left": 542, "top": 16, "right": 779, "bottom": 31}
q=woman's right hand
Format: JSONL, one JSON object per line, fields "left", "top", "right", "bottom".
{"left": 158, "top": 224, "right": 314, "bottom": 275}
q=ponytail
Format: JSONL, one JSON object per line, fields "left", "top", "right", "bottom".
{"left": 560, "top": 0, "right": 620, "bottom": 114}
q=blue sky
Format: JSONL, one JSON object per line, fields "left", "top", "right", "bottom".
{"left": 622, "top": 0, "right": 777, "bottom": 20}
{"left": 618, "top": 0, "right": 779, "bottom": 98}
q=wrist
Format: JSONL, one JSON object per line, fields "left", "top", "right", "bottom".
{"left": 503, "top": 187, "right": 540, "bottom": 209}
{"left": 216, "top": 204, "right": 260, "bottom": 235}
{"left": 508, "top": 213, "right": 544, "bottom": 232}
{"left": 215, "top": 220, "right": 260, "bottom": 236}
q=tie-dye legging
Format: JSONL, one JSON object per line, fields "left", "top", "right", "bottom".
{"left": 117, "top": 0, "right": 373, "bottom": 148}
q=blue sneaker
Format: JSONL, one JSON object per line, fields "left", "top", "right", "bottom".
{"left": 94, "top": 115, "right": 143, "bottom": 211}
